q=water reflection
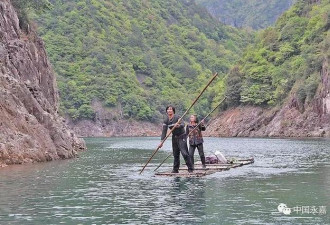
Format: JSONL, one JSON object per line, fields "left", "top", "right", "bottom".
{"left": 162, "top": 178, "right": 206, "bottom": 224}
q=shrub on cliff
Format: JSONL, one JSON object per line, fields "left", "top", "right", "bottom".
{"left": 12, "top": 0, "right": 51, "bottom": 31}
{"left": 225, "top": 66, "right": 242, "bottom": 107}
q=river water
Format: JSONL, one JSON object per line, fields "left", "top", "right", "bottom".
{"left": 0, "top": 137, "right": 329, "bottom": 224}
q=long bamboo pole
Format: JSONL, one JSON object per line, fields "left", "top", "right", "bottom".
{"left": 187, "top": 97, "right": 226, "bottom": 136}
{"left": 139, "top": 72, "right": 218, "bottom": 174}
{"left": 153, "top": 96, "right": 226, "bottom": 171}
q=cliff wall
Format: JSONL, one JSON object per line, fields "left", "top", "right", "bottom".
{"left": 0, "top": 0, "right": 85, "bottom": 167}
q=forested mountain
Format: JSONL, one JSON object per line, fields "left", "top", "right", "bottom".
{"left": 203, "top": 0, "right": 330, "bottom": 138}
{"left": 225, "top": 0, "right": 329, "bottom": 108}
{"left": 27, "top": 0, "right": 330, "bottom": 137}
{"left": 196, "top": 0, "right": 294, "bottom": 29}
{"left": 33, "top": 0, "right": 250, "bottom": 123}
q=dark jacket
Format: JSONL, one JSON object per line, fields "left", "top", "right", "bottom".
{"left": 186, "top": 123, "right": 205, "bottom": 145}
{"left": 161, "top": 114, "right": 185, "bottom": 140}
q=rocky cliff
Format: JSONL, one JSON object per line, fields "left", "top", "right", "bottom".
{"left": 0, "top": 0, "right": 85, "bottom": 168}
{"left": 69, "top": 119, "right": 159, "bottom": 137}
{"left": 206, "top": 59, "right": 330, "bottom": 137}
{"left": 67, "top": 100, "right": 159, "bottom": 137}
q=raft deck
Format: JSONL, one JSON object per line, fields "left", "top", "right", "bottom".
{"left": 155, "top": 158, "right": 254, "bottom": 177}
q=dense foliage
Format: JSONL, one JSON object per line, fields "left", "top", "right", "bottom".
{"left": 225, "top": 0, "right": 330, "bottom": 108}
{"left": 33, "top": 0, "right": 250, "bottom": 121}
{"left": 196, "top": 0, "right": 294, "bottom": 29}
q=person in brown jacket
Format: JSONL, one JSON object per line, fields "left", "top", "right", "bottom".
{"left": 186, "top": 115, "right": 206, "bottom": 169}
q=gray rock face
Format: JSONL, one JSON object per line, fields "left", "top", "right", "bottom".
{"left": 0, "top": 0, "right": 85, "bottom": 167}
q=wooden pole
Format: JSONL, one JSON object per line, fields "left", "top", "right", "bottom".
{"left": 154, "top": 96, "right": 226, "bottom": 171}
{"left": 139, "top": 72, "right": 218, "bottom": 174}
{"left": 153, "top": 152, "right": 172, "bottom": 171}
{"left": 187, "top": 97, "right": 226, "bottom": 136}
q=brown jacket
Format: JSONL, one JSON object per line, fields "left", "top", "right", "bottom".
{"left": 186, "top": 123, "right": 205, "bottom": 145}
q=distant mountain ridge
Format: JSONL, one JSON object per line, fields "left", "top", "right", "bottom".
{"left": 196, "top": 0, "right": 294, "bottom": 29}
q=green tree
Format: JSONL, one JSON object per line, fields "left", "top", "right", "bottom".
{"left": 225, "top": 66, "right": 242, "bottom": 106}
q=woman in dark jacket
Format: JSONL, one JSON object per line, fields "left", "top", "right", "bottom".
{"left": 186, "top": 115, "right": 206, "bottom": 169}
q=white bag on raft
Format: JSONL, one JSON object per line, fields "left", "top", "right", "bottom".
{"left": 214, "top": 150, "right": 228, "bottom": 164}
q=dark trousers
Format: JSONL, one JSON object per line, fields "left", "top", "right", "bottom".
{"left": 189, "top": 144, "right": 205, "bottom": 166}
{"left": 172, "top": 135, "right": 193, "bottom": 172}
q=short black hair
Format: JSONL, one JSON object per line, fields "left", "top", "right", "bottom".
{"left": 166, "top": 105, "right": 175, "bottom": 114}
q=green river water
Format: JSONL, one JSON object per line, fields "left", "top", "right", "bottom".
{"left": 0, "top": 137, "right": 329, "bottom": 224}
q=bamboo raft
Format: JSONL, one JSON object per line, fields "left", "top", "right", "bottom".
{"left": 155, "top": 158, "right": 254, "bottom": 177}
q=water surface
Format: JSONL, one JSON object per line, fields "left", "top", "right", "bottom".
{"left": 0, "top": 137, "right": 329, "bottom": 224}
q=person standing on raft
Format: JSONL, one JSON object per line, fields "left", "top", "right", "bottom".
{"left": 186, "top": 115, "right": 206, "bottom": 169}
{"left": 158, "top": 106, "right": 194, "bottom": 173}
